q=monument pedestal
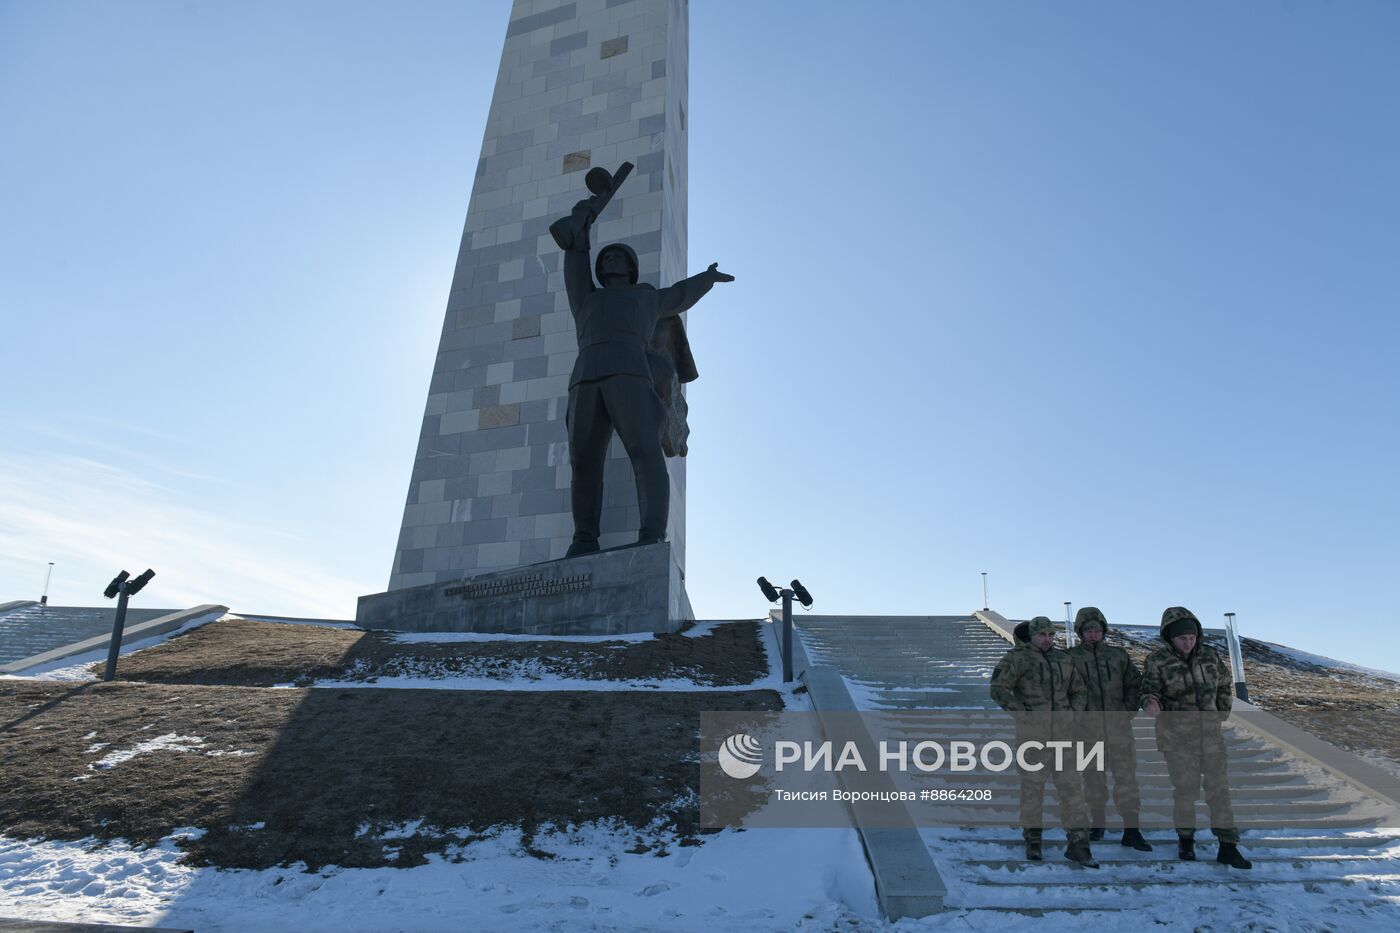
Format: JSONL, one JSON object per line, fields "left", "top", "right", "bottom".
{"left": 356, "top": 542, "right": 693, "bottom": 636}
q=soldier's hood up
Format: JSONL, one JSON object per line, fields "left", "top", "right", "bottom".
{"left": 1158, "top": 606, "right": 1203, "bottom": 643}
{"left": 595, "top": 242, "right": 640, "bottom": 286}
{"left": 1074, "top": 606, "right": 1109, "bottom": 639}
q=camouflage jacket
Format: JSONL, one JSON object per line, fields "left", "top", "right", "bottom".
{"left": 990, "top": 644, "right": 1087, "bottom": 713}
{"left": 991, "top": 647, "right": 1015, "bottom": 685}
{"left": 1140, "top": 643, "right": 1233, "bottom": 716}
{"left": 1068, "top": 642, "right": 1142, "bottom": 712}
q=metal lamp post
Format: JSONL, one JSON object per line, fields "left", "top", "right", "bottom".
{"left": 1223, "top": 612, "right": 1249, "bottom": 702}
{"left": 102, "top": 568, "right": 155, "bottom": 682}
{"left": 758, "top": 577, "right": 813, "bottom": 683}
{"left": 40, "top": 562, "right": 54, "bottom": 607}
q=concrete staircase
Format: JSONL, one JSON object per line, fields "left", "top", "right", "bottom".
{"left": 793, "top": 614, "right": 1400, "bottom": 915}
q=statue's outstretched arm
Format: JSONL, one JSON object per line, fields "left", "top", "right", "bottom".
{"left": 656, "top": 263, "right": 735, "bottom": 318}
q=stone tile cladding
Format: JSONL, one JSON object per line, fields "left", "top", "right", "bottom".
{"left": 389, "top": 0, "right": 690, "bottom": 590}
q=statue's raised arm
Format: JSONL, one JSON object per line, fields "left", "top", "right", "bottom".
{"left": 548, "top": 162, "right": 633, "bottom": 252}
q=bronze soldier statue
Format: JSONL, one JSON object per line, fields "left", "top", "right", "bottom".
{"left": 550, "top": 164, "right": 734, "bottom": 557}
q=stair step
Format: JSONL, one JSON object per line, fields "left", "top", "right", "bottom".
{"left": 794, "top": 615, "right": 1400, "bottom": 916}
{"left": 896, "top": 784, "right": 1332, "bottom": 801}
{"left": 948, "top": 895, "right": 1400, "bottom": 912}
{"left": 933, "top": 834, "right": 1400, "bottom": 849}
{"left": 961, "top": 854, "right": 1400, "bottom": 868}
{"left": 904, "top": 771, "right": 1306, "bottom": 785}
{"left": 908, "top": 806, "right": 1363, "bottom": 820}
{"left": 875, "top": 754, "right": 1300, "bottom": 773}
{"left": 964, "top": 874, "right": 1400, "bottom": 888}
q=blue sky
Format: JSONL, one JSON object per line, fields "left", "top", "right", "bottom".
{"left": 1, "top": 1, "right": 1396, "bottom": 673}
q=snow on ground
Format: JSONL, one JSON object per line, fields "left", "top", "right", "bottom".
{"left": 907, "top": 826, "right": 1400, "bottom": 932}
{"left": 290, "top": 620, "right": 776, "bottom": 691}
{"left": 1356, "top": 750, "right": 1400, "bottom": 781}
{"left": 907, "top": 823, "right": 1400, "bottom": 924}
{"left": 16, "top": 819, "right": 1387, "bottom": 933}
{"left": 0, "top": 824, "right": 880, "bottom": 932}
{"left": 1, "top": 619, "right": 843, "bottom": 930}
{"left": 1259, "top": 641, "right": 1400, "bottom": 684}
{"left": 1110, "top": 626, "right": 1400, "bottom": 683}
{"left": 75, "top": 733, "right": 208, "bottom": 780}
{"left": 296, "top": 672, "right": 789, "bottom": 693}
{"left": 27, "top": 617, "right": 1396, "bottom": 928}
{"left": 386, "top": 619, "right": 736, "bottom": 644}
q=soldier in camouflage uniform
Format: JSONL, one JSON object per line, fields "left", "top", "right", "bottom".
{"left": 1068, "top": 607, "right": 1152, "bottom": 851}
{"left": 990, "top": 621, "right": 1030, "bottom": 684}
{"left": 1141, "top": 606, "right": 1252, "bottom": 869}
{"left": 990, "top": 617, "right": 1098, "bottom": 867}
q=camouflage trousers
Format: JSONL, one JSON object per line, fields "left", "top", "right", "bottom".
{"left": 1080, "top": 731, "right": 1141, "bottom": 828}
{"left": 1018, "top": 741, "right": 1089, "bottom": 846}
{"left": 1159, "top": 722, "right": 1240, "bottom": 844}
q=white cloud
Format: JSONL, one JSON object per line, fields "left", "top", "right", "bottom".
{"left": 0, "top": 453, "right": 362, "bottom": 619}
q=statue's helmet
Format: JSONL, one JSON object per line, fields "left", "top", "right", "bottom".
{"left": 596, "top": 242, "right": 640, "bottom": 285}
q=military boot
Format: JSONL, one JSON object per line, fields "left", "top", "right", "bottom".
{"left": 1216, "top": 843, "right": 1253, "bottom": 870}
{"left": 1120, "top": 828, "right": 1153, "bottom": 852}
{"left": 1064, "top": 843, "right": 1099, "bottom": 869}
{"left": 1025, "top": 839, "right": 1043, "bottom": 861}
{"left": 1177, "top": 836, "right": 1196, "bottom": 861}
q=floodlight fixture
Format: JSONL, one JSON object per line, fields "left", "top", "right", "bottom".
{"left": 101, "top": 566, "right": 156, "bottom": 682}
{"left": 790, "top": 579, "right": 813, "bottom": 609}
{"left": 103, "top": 570, "right": 131, "bottom": 600}
{"left": 756, "top": 574, "right": 815, "bottom": 683}
{"left": 127, "top": 569, "right": 156, "bottom": 596}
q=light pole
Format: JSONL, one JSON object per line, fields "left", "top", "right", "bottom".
{"left": 40, "top": 562, "right": 54, "bottom": 607}
{"left": 758, "top": 577, "right": 813, "bottom": 683}
{"left": 1063, "top": 601, "right": 1074, "bottom": 648}
{"left": 981, "top": 572, "right": 989, "bottom": 612}
{"left": 1224, "top": 612, "right": 1249, "bottom": 702}
{"left": 102, "top": 568, "right": 156, "bottom": 682}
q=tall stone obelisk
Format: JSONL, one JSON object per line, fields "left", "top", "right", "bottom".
{"left": 388, "top": 0, "right": 690, "bottom": 590}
